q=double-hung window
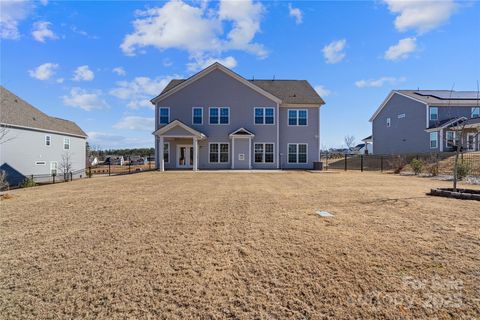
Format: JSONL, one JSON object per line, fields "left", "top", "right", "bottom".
{"left": 429, "top": 107, "right": 438, "bottom": 121}
{"left": 446, "top": 131, "right": 456, "bottom": 147}
{"left": 430, "top": 132, "right": 438, "bottom": 149}
{"left": 254, "top": 107, "right": 275, "bottom": 125}
{"left": 288, "top": 109, "right": 308, "bottom": 126}
{"left": 254, "top": 143, "right": 274, "bottom": 163}
{"left": 159, "top": 107, "right": 170, "bottom": 125}
{"left": 163, "top": 143, "right": 170, "bottom": 163}
{"left": 45, "top": 135, "right": 51, "bottom": 146}
{"left": 63, "top": 138, "right": 70, "bottom": 150}
{"left": 472, "top": 107, "right": 480, "bottom": 118}
{"left": 209, "top": 107, "right": 229, "bottom": 124}
{"left": 192, "top": 107, "right": 203, "bottom": 125}
{"left": 288, "top": 143, "right": 307, "bottom": 163}
{"left": 386, "top": 118, "right": 391, "bottom": 127}
{"left": 209, "top": 143, "right": 229, "bottom": 163}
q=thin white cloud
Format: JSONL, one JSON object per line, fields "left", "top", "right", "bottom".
{"left": 32, "top": 21, "right": 57, "bottom": 42}
{"left": 314, "top": 85, "right": 331, "bottom": 97}
{"left": 28, "top": 62, "right": 58, "bottom": 80}
{"left": 187, "top": 55, "right": 237, "bottom": 72}
{"left": 355, "top": 76, "right": 406, "bottom": 88}
{"left": 87, "top": 131, "right": 152, "bottom": 149}
{"left": 120, "top": 0, "right": 267, "bottom": 67}
{"left": 383, "top": 0, "right": 457, "bottom": 34}
{"left": 384, "top": 37, "right": 417, "bottom": 61}
{"left": 63, "top": 87, "right": 108, "bottom": 111}
{"left": 0, "top": 0, "right": 32, "bottom": 39}
{"left": 110, "top": 75, "right": 180, "bottom": 109}
{"left": 113, "top": 116, "right": 155, "bottom": 131}
{"left": 72, "top": 65, "right": 95, "bottom": 81}
{"left": 112, "top": 67, "right": 126, "bottom": 76}
{"left": 56, "top": 77, "right": 64, "bottom": 84}
{"left": 322, "top": 39, "right": 346, "bottom": 64}
{"left": 288, "top": 3, "right": 303, "bottom": 24}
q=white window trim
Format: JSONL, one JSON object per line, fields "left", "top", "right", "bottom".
{"left": 446, "top": 131, "right": 456, "bottom": 146}
{"left": 467, "top": 133, "right": 476, "bottom": 150}
{"left": 253, "top": 142, "right": 275, "bottom": 163}
{"left": 287, "top": 109, "right": 308, "bottom": 126}
{"left": 50, "top": 161, "right": 58, "bottom": 174}
{"left": 45, "top": 135, "right": 51, "bottom": 146}
{"left": 159, "top": 107, "right": 170, "bottom": 125}
{"left": 63, "top": 137, "right": 70, "bottom": 150}
{"left": 253, "top": 107, "right": 275, "bottom": 125}
{"left": 472, "top": 107, "right": 480, "bottom": 118}
{"left": 208, "top": 142, "right": 230, "bottom": 163}
{"left": 208, "top": 107, "right": 230, "bottom": 125}
{"left": 430, "top": 132, "right": 438, "bottom": 149}
{"left": 35, "top": 161, "right": 46, "bottom": 165}
{"left": 429, "top": 107, "right": 438, "bottom": 121}
{"left": 192, "top": 107, "right": 203, "bottom": 125}
{"left": 386, "top": 117, "right": 391, "bottom": 127}
{"left": 163, "top": 142, "right": 170, "bottom": 163}
{"left": 287, "top": 143, "right": 308, "bottom": 164}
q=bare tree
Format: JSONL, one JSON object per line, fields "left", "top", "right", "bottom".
{"left": 59, "top": 152, "right": 73, "bottom": 180}
{"left": 0, "top": 126, "right": 14, "bottom": 145}
{"left": 0, "top": 170, "right": 8, "bottom": 191}
{"left": 344, "top": 135, "right": 356, "bottom": 152}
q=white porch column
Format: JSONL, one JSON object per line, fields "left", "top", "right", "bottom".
{"left": 159, "top": 135, "right": 165, "bottom": 172}
{"left": 193, "top": 137, "right": 198, "bottom": 171}
{"left": 439, "top": 129, "right": 444, "bottom": 152}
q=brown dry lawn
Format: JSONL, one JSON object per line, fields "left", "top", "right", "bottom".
{"left": 1, "top": 171, "right": 479, "bottom": 319}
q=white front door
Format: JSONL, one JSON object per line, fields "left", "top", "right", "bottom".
{"left": 177, "top": 145, "right": 194, "bottom": 168}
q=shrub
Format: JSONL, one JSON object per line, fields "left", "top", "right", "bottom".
{"left": 426, "top": 163, "right": 439, "bottom": 176}
{"left": 410, "top": 159, "right": 424, "bottom": 175}
{"left": 455, "top": 161, "right": 471, "bottom": 181}
{"left": 21, "top": 176, "right": 36, "bottom": 188}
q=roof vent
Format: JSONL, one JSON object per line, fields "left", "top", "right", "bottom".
{"left": 14, "top": 99, "right": 18, "bottom": 103}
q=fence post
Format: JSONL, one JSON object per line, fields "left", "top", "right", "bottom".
{"left": 361, "top": 155, "right": 364, "bottom": 172}
{"left": 70, "top": 172, "right": 73, "bottom": 181}
{"left": 381, "top": 156, "right": 384, "bottom": 173}
{"left": 52, "top": 173, "right": 55, "bottom": 184}
{"left": 89, "top": 166, "right": 92, "bottom": 178}
{"left": 149, "top": 153, "right": 152, "bottom": 170}
{"left": 108, "top": 162, "right": 111, "bottom": 176}
{"left": 129, "top": 156, "right": 131, "bottom": 173}
{"left": 344, "top": 153, "right": 347, "bottom": 171}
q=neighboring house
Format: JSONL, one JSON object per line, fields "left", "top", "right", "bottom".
{"left": 129, "top": 156, "right": 146, "bottom": 165}
{"left": 360, "top": 136, "right": 373, "bottom": 155}
{"left": 104, "top": 155, "right": 125, "bottom": 166}
{"left": 151, "top": 63, "right": 325, "bottom": 170}
{"left": 350, "top": 143, "right": 372, "bottom": 155}
{"left": 370, "top": 90, "right": 480, "bottom": 155}
{"left": 0, "top": 86, "right": 87, "bottom": 186}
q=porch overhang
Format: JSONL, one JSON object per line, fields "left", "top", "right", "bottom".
{"left": 229, "top": 127, "right": 255, "bottom": 139}
{"left": 153, "top": 120, "right": 206, "bottom": 139}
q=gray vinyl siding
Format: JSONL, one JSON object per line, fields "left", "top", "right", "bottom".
{"left": 155, "top": 68, "right": 320, "bottom": 169}
{"left": 0, "top": 127, "right": 86, "bottom": 186}
{"left": 372, "top": 93, "right": 430, "bottom": 155}
{"left": 279, "top": 107, "right": 319, "bottom": 169}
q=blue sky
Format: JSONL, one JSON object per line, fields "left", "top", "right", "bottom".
{"left": 1, "top": 0, "right": 479, "bottom": 149}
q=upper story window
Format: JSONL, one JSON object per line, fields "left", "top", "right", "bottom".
{"left": 192, "top": 107, "right": 203, "bottom": 125}
{"left": 386, "top": 117, "right": 391, "bottom": 127}
{"left": 254, "top": 107, "right": 275, "bottom": 125}
{"left": 472, "top": 107, "right": 480, "bottom": 118}
{"left": 429, "top": 107, "right": 438, "bottom": 121}
{"left": 63, "top": 138, "right": 70, "bottom": 150}
{"left": 430, "top": 132, "right": 438, "bottom": 149}
{"left": 45, "top": 135, "right": 51, "bottom": 146}
{"left": 288, "top": 109, "right": 307, "bottom": 126}
{"left": 159, "top": 107, "right": 170, "bottom": 125}
{"left": 209, "top": 107, "right": 229, "bottom": 125}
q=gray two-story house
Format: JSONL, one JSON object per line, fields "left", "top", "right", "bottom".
{"left": 151, "top": 63, "right": 325, "bottom": 170}
{"left": 370, "top": 90, "right": 480, "bottom": 155}
{"left": 0, "top": 86, "right": 87, "bottom": 186}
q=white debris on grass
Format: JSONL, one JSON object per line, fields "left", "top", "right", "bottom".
{"left": 316, "top": 210, "right": 334, "bottom": 217}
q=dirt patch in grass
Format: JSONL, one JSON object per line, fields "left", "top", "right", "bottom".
{"left": 1, "top": 171, "right": 479, "bottom": 319}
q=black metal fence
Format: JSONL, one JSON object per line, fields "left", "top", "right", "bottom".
{"left": 88, "top": 160, "right": 156, "bottom": 177}
{"left": 18, "top": 168, "right": 86, "bottom": 187}
{"left": 324, "top": 152, "right": 480, "bottom": 176}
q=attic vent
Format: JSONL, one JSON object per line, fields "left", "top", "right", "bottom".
{"left": 14, "top": 99, "right": 18, "bottom": 103}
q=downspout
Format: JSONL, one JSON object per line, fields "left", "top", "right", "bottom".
{"left": 318, "top": 106, "right": 321, "bottom": 162}
{"left": 276, "top": 101, "right": 280, "bottom": 169}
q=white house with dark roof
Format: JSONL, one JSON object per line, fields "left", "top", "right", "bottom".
{"left": 0, "top": 86, "right": 87, "bottom": 186}
{"left": 151, "top": 63, "right": 325, "bottom": 170}
{"left": 370, "top": 90, "right": 480, "bottom": 155}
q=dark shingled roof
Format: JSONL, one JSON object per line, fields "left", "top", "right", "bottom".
{"left": 0, "top": 86, "right": 87, "bottom": 137}
{"left": 160, "top": 79, "right": 325, "bottom": 105}
{"left": 397, "top": 90, "right": 480, "bottom": 107}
